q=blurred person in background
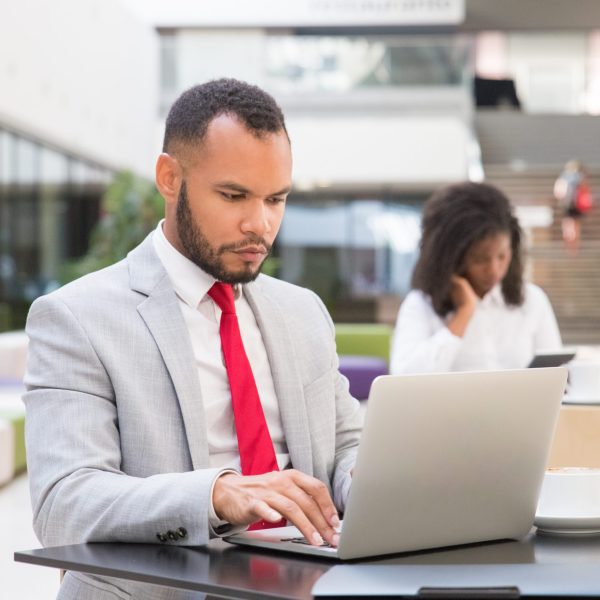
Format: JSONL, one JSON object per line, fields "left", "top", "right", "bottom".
{"left": 390, "top": 182, "right": 562, "bottom": 374}
{"left": 554, "top": 159, "right": 593, "bottom": 254}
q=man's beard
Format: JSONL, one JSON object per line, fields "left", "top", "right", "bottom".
{"left": 175, "top": 181, "right": 271, "bottom": 284}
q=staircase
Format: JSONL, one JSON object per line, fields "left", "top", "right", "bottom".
{"left": 483, "top": 165, "right": 600, "bottom": 344}
{"left": 476, "top": 108, "right": 600, "bottom": 344}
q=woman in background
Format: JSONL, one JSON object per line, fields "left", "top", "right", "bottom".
{"left": 390, "top": 181, "right": 562, "bottom": 374}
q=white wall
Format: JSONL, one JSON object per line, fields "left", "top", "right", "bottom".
{"left": 124, "top": 0, "right": 464, "bottom": 27}
{"left": 508, "top": 33, "right": 587, "bottom": 114}
{"left": 0, "top": 0, "right": 159, "bottom": 177}
{"left": 283, "top": 88, "right": 473, "bottom": 187}
{"left": 287, "top": 114, "right": 470, "bottom": 188}
{"left": 177, "top": 29, "right": 266, "bottom": 90}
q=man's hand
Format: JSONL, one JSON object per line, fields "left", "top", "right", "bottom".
{"left": 213, "top": 470, "right": 341, "bottom": 547}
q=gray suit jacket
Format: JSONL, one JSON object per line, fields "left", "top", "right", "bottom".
{"left": 23, "top": 233, "right": 362, "bottom": 599}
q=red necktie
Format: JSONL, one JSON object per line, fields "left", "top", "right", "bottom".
{"left": 208, "top": 282, "right": 284, "bottom": 529}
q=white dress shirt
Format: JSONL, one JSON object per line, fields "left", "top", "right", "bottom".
{"left": 153, "top": 222, "right": 289, "bottom": 531}
{"left": 390, "top": 283, "right": 562, "bottom": 374}
{"left": 153, "top": 221, "right": 289, "bottom": 468}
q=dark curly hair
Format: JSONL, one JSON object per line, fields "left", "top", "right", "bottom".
{"left": 162, "top": 78, "right": 288, "bottom": 156}
{"left": 411, "top": 181, "right": 524, "bottom": 317}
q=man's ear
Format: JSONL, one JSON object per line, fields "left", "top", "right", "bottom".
{"left": 155, "top": 153, "right": 182, "bottom": 206}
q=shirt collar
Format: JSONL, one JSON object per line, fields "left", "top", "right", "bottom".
{"left": 480, "top": 283, "right": 504, "bottom": 307}
{"left": 152, "top": 220, "right": 241, "bottom": 308}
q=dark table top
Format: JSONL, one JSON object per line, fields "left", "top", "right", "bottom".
{"left": 14, "top": 531, "right": 600, "bottom": 600}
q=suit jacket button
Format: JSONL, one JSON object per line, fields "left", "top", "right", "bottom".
{"left": 176, "top": 527, "right": 187, "bottom": 539}
{"left": 156, "top": 533, "right": 168, "bottom": 543}
{"left": 167, "top": 530, "right": 177, "bottom": 541}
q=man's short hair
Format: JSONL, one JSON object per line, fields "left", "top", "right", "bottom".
{"left": 162, "top": 78, "right": 288, "bottom": 157}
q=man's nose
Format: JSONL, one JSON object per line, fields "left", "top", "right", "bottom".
{"left": 241, "top": 201, "right": 270, "bottom": 236}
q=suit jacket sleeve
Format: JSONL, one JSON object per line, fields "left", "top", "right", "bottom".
{"left": 23, "top": 293, "right": 220, "bottom": 548}
{"left": 311, "top": 292, "right": 363, "bottom": 513}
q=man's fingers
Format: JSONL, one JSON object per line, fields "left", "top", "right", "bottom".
{"left": 290, "top": 470, "right": 341, "bottom": 528}
{"left": 248, "top": 492, "right": 318, "bottom": 540}
{"left": 262, "top": 494, "right": 328, "bottom": 547}
{"left": 251, "top": 499, "right": 283, "bottom": 524}
{"left": 276, "top": 484, "right": 338, "bottom": 545}
{"left": 266, "top": 473, "right": 339, "bottom": 547}
{"left": 212, "top": 470, "right": 341, "bottom": 547}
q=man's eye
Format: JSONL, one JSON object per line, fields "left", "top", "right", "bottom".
{"left": 268, "top": 197, "right": 286, "bottom": 205}
{"left": 220, "top": 192, "right": 245, "bottom": 201}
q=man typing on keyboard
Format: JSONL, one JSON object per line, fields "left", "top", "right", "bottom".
{"left": 24, "top": 79, "right": 362, "bottom": 600}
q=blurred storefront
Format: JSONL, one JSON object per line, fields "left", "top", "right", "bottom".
{"left": 0, "top": 0, "right": 159, "bottom": 330}
{"left": 0, "top": 128, "right": 112, "bottom": 329}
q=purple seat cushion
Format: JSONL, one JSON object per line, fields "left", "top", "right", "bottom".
{"left": 338, "top": 355, "right": 388, "bottom": 401}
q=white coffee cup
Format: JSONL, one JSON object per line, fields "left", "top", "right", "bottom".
{"left": 568, "top": 361, "right": 600, "bottom": 399}
{"left": 537, "top": 467, "right": 600, "bottom": 517}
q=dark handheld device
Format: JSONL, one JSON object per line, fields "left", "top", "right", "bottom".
{"left": 527, "top": 352, "right": 576, "bottom": 369}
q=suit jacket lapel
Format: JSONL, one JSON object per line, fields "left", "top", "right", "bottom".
{"left": 244, "top": 279, "right": 313, "bottom": 476}
{"left": 128, "top": 235, "right": 209, "bottom": 469}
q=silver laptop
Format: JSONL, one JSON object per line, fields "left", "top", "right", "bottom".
{"left": 225, "top": 368, "right": 567, "bottom": 560}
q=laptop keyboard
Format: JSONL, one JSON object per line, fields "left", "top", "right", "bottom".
{"left": 280, "top": 536, "right": 336, "bottom": 549}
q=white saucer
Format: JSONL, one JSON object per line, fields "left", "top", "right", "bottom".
{"left": 534, "top": 514, "right": 600, "bottom": 536}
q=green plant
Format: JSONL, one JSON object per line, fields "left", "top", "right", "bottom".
{"left": 60, "top": 171, "right": 163, "bottom": 283}
{"left": 261, "top": 256, "right": 280, "bottom": 278}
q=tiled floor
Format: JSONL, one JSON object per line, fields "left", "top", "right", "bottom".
{"left": 0, "top": 474, "right": 59, "bottom": 599}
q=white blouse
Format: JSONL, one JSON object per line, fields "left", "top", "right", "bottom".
{"left": 390, "top": 283, "right": 562, "bottom": 374}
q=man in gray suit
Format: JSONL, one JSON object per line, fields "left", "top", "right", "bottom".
{"left": 23, "top": 79, "right": 362, "bottom": 598}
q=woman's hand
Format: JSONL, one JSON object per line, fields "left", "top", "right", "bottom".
{"left": 447, "top": 275, "right": 478, "bottom": 338}
{"left": 450, "top": 275, "right": 479, "bottom": 310}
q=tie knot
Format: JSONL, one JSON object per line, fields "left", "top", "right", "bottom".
{"left": 208, "top": 282, "right": 236, "bottom": 314}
